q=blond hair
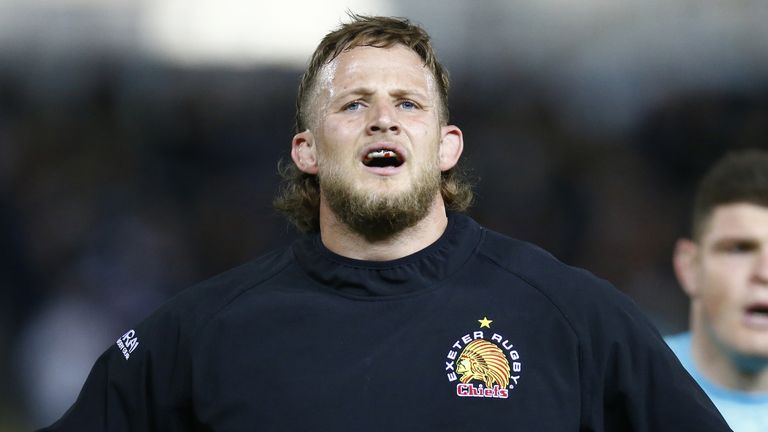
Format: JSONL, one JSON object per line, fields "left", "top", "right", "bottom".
{"left": 274, "top": 14, "right": 473, "bottom": 232}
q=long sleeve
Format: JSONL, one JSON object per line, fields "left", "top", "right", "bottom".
{"left": 38, "top": 307, "right": 197, "bottom": 432}
{"left": 578, "top": 282, "right": 731, "bottom": 431}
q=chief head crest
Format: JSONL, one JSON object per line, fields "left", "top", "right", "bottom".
{"left": 456, "top": 339, "right": 510, "bottom": 388}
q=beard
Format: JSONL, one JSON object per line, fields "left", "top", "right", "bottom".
{"left": 318, "top": 161, "right": 441, "bottom": 242}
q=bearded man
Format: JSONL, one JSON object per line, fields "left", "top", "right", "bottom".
{"left": 42, "top": 14, "right": 730, "bottom": 431}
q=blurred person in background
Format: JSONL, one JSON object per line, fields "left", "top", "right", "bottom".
{"left": 41, "top": 13, "right": 730, "bottom": 431}
{"left": 668, "top": 150, "right": 768, "bottom": 431}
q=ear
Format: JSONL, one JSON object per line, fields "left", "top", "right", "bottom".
{"left": 291, "top": 130, "right": 318, "bottom": 174}
{"left": 438, "top": 125, "right": 464, "bottom": 171}
{"left": 673, "top": 238, "right": 700, "bottom": 298}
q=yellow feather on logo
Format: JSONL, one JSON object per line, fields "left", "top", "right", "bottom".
{"left": 456, "top": 339, "right": 510, "bottom": 388}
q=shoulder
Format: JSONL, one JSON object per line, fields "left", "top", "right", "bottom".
{"left": 475, "top": 227, "right": 636, "bottom": 327}
{"left": 110, "top": 245, "right": 296, "bottom": 360}
{"left": 106, "top": 245, "right": 296, "bottom": 365}
{"left": 153, "top": 245, "right": 296, "bottom": 332}
{"left": 663, "top": 332, "right": 696, "bottom": 372}
{"left": 473, "top": 225, "right": 670, "bottom": 361}
{"left": 664, "top": 332, "right": 691, "bottom": 355}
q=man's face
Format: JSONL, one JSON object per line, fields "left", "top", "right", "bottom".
{"left": 686, "top": 203, "right": 768, "bottom": 359}
{"left": 293, "top": 44, "right": 461, "bottom": 238}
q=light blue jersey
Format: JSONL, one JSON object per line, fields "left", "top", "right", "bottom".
{"left": 666, "top": 332, "right": 768, "bottom": 432}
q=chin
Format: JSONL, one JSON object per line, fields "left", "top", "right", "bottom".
{"left": 359, "top": 178, "right": 411, "bottom": 193}
{"left": 729, "top": 349, "right": 768, "bottom": 372}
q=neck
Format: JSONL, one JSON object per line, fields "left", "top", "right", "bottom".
{"left": 318, "top": 196, "right": 449, "bottom": 261}
{"left": 690, "top": 316, "right": 768, "bottom": 393}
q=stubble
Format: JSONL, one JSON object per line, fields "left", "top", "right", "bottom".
{"left": 319, "top": 159, "right": 441, "bottom": 242}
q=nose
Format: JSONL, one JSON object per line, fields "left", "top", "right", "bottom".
{"left": 367, "top": 103, "right": 400, "bottom": 135}
{"left": 754, "top": 248, "right": 768, "bottom": 285}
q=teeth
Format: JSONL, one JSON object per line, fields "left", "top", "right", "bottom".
{"left": 363, "top": 149, "right": 402, "bottom": 166}
{"left": 367, "top": 150, "right": 397, "bottom": 159}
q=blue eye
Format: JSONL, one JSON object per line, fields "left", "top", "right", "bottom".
{"left": 344, "top": 101, "right": 363, "bottom": 111}
{"left": 399, "top": 100, "right": 418, "bottom": 110}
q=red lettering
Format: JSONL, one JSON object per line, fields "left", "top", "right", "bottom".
{"left": 455, "top": 383, "right": 509, "bottom": 399}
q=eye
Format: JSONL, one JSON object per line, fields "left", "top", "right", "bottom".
{"left": 398, "top": 100, "right": 419, "bottom": 110}
{"left": 343, "top": 100, "right": 364, "bottom": 112}
{"left": 717, "top": 239, "right": 759, "bottom": 254}
{"left": 729, "top": 242, "right": 757, "bottom": 253}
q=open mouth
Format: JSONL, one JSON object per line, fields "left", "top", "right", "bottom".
{"left": 362, "top": 149, "right": 404, "bottom": 168}
{"left": 746, "top": 305, "right": 768, "bottom": 317}
{"left": 744, "top": 303, "right": 768, "bottom": 328}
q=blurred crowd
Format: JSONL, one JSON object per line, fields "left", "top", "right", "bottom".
{"left": 1, "top": 54, "right": 767, "bottom": 430}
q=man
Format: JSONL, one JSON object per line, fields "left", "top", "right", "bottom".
{"left": 43, "top": 14, "right": 729, "bottom": 431}
{"left": 668, "top": 150, "right": 768, "bottom": 431}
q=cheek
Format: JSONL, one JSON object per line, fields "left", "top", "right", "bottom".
{"left": 410, "top": 127, "right": 440, "bottom": 157}
{"left": 317, "top": 124, "right": 355, "bottom": 160}
{"left": 698, "top": 265, "right": 740, "bottom": 319}
{"left": 411, "top": 117, "right": 438, "bottom": 134}
{"left": 321, "top": 117, "right": 361, "bottom": 142}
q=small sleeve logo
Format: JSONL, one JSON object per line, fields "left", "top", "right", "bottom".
{"left": 116, "top": 329, "right": 139, "bottom": 360}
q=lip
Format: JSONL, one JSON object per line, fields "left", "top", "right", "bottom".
{"left": 359, "top": 142, "right": 407, "bottom": 176}
{"left": 742, "top": 301, "right": 768, "bottom": 330}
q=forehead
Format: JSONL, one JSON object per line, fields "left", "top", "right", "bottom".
{"left": 701, "top": 202, "right": 768, "bottom": 241}
{"left": 322, "top": 44, "right": 434, "bottom": 94}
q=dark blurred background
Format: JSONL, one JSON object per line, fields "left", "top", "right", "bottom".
{"left": 2, "top": 0, "right": 768, "bottom": 430}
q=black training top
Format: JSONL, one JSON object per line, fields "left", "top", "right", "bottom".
{"left": 42, "top": 214, "right": 731, "bottom": 431}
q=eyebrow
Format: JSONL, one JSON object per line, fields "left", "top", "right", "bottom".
{"left": 332, "top": 87, "right": 430, "bottom": 103}
{"left": 711, "top": 236, "right": 760, "bottom": 247}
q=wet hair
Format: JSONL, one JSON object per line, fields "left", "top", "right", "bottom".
{"left": 691, "top": 149, "right": 768, "bottom": 240}
{"left": 274, "top": 13, "right": 473, "bottom": 233}
{"left": 295, "top": 13, "right": 450, "bottom": 132}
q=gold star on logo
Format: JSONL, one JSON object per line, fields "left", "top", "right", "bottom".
{"left": 478, "top": 317, "right": 493, "bottom": 328}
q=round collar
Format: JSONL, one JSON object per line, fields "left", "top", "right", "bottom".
{"left": 292, "top": 213, "right": 482, "bottom": 299}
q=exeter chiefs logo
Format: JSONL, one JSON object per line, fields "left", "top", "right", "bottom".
{"left": 457, "top": 339, "right": 510, "bottom": 388}
{"left": 445, "top": 317, "right": 522, "bottom": 399}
